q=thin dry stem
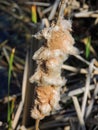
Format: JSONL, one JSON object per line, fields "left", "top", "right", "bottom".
{"left": 58, "top": 0, "right": 67, "bottom": 21}
{"left": 86, "top": 83, "right": 98, "bottom": 118}
{"left": 72, "top": 96, "right": 86, "bottom": 130}
{"left": 35, "top": 119, "right": 40, "bottom": 130}
{"left": 12, "top": 53, "right": 28, "bottom": 129}
{"left": 49, "top": 0, "right": 60, "bottom": 20}
{"left": 81, "top": 59, "right": 95, "bottom": 118}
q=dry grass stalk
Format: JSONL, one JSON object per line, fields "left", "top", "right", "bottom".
{"left": 30, "top": 17, "right": 78, "bottom": 130}
{"left": 72, "top": 96, "right": 86, "bottom": 130}
{"left": 81, "top": 59, "right": 95, "bottom": 118}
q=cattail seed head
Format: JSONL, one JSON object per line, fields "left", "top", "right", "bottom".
{"left": 30, "top": 18, "right": 78, "bottom": 120}
{"left": 31, "top": 85, "right": 61, "bottom": 119}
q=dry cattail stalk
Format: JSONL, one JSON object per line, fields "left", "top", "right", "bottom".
{"left": 30, "top": 17, "right": 79, "bottom": 129}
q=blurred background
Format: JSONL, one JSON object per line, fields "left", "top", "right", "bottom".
{"left": 0, "top": 0, "right": 98, "bottom": 130}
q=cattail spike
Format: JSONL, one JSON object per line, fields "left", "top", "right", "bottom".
{"left": 30, "top": 18, "right": 79, "bottom": 122}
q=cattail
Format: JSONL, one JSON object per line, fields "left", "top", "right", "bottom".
{"left": 31, "top": 85, "right": 61, "bottom": 120}
{"left": 30, "top": 17, "right": 79, "bottom": 129}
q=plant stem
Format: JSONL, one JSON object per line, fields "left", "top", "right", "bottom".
{"left": 7, "top": 48, "right": 15, "bottom": 128}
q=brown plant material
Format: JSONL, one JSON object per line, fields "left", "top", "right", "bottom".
{"left": 31, "top": 85, "right": 60, "bottom": 119}
{"left": 30, "top": 17, "right": 78, "bottom": 129}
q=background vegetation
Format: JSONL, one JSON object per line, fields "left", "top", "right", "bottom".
{"left": 0, "top": 0, "right": 98, "bottom": 130}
